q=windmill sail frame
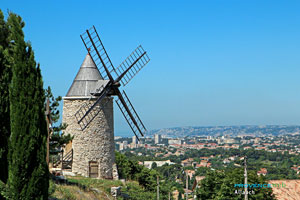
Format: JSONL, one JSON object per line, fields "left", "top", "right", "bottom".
{"left": 76, "top": 26, "right": 150, "bottom": 139}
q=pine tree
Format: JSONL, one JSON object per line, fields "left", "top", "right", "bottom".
{"left": 0, "top": 10, "right": 11, "bottom": 187}
{"left": 44, "top": 86, "right": 73, "bottom": 159}
{"left": 7, "top": 13, "right": 48, "bottom": 199}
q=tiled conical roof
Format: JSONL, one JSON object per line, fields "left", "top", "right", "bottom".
{"left": 66, "top": 54, "right": 108, "bottom": 97}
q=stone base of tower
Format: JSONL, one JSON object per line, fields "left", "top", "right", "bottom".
{"left": 62, "top": 97, "right": 115, "bottom": 179}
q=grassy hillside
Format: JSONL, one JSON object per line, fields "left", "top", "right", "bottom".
{"left": 49, "top": 176, "right": 156, "bottom": 200}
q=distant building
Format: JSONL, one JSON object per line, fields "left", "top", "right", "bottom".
{"left": 207, "top": 136, "right": 213, "bottom": 140}
{"left": 132, "top": 136, "right": 137, "bottom": 145}
{"left": 185, "top": 170, "right": 195, "bottom": 179}
{"left": 119, "top": 143, "right": 124, "bottom": 151}
{"left": 200, "top": 157, "right": 209, "bottom": 161}
{"left": 257, "top": 168, "right": 267, "bottom": 176}
{"left": 115, "top": 142, "right": 121, "bottom": 151}
{"left": 181, "top": 158, "right": 194, "bottom": 167}
{"left": 197, "top": 160, "right": 211, "bottom": 168}
{"left": 255, "top": 146, "right": 266, "bottom": 151}
{"left": 143, "top": 160, "right": 175, "bottom": 169}
{"left": 228, "top": 156, "right": 236, "bottom": 161}
{"left": 243, "top": 146, "right": 252, "bottom": 150}
{"left": 192, "top": 176, "right": 206, "bottom": 192}
{"left": 216, "top": 138, "right": 224, "bottom": 144}
{"left": 130, "top": 143, "right": 137, "bottom": 149}
{"left": 223, "top": 158, "right": 230, "bottom": 164}
{"left": 224, "top": 138, "right": 236, "bottom": 144}
{"left": 168, "top": 139, "right": 182, "bottom": 145}
{"left": 254, "top": 137, "right": 261, "bottom": 144}
{"left": 118, "top": 141, "right": 128, "bottom": 150}
{"left": 154, "top": 134, "right": 161, "bottom": 144}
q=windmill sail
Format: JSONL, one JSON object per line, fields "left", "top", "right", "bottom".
{"left": 115, "top": 45, "right": 150, "bottom": 86}
{"left": 80, "top": 26, "right": 118, "bottom": 80}
{"left": 75, "top": 82, "right": 111, "bottom": 130}
{"left": 115, "top": 90, "right": 147, "bottom": 140}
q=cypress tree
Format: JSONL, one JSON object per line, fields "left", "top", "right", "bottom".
{"left": 0, "top": 10, "right": 11, "bottom": 187}
{"left": 7, "top": 13, "right": 48, "bottom": 199}
{"left": 26, "top": 65, "right": 49, "bottom": 197}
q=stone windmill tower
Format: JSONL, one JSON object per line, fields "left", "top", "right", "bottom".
{"left": 63, "top": 53, "right": 115, "bottom": 179}
{"left": 62, "top": 26, "right": 150, "bottom": 179}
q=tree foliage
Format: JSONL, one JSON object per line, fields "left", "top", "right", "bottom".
{"left": 4, "top": 12, "right": 48, "bottom": 199}
{"left": 119, "top": 182, "right": 156, "bottom": 200}
{"left": 196, "top": 168, "right": 275, "bottom": 200}
{"left": 44, "top": 86, "right": 72, "bottom": 156}
{"left": 151, "top": 161, "right": 157, "bottom": 169}
{"left": 0, "top": 9, "right": 11, "bottom": 189}
{"left": 115, "top": 152, "right": 174, "bottom": 199}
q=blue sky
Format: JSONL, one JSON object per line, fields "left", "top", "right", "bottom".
{"left": 2, "top": 1, "right": 300, "bottom": 136}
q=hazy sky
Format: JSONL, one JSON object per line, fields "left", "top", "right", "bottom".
{"left": 1, "top": 1, "right": 300, "bottom": 136}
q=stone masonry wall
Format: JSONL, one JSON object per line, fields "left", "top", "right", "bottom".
{"left": 62, "top": 97, "right": 115, "bottom": 179}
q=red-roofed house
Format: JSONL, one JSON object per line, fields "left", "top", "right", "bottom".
{"left": 257, "top": 168, "right": 267, "bottom": 176}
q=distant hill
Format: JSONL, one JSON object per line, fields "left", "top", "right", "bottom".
{"left": 147, "top": 125, "right": 300, "bottom": 138}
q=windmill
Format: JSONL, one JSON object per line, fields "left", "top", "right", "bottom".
{"left": 74, "top": 26, "right": 150, "bottom": 140}
{"left": 61, "top": 26, "right": 150, "bottom": 179}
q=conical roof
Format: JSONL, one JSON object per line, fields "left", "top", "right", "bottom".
{"left": 66, "top": 54, "right": 108, "bottom": 97}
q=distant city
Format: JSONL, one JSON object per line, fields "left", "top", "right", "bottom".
{"left": 115, "top": 125, "right": 300, "bottom": 179}
{"left": 115, "top": 126, "right": 300, "bottom": 158}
